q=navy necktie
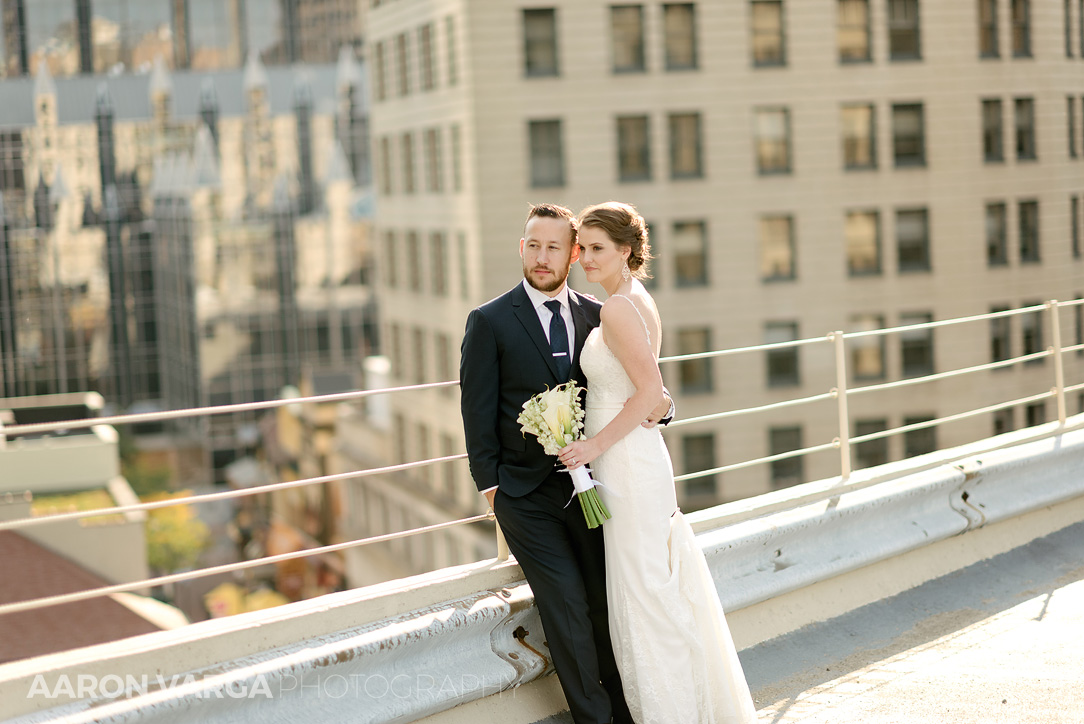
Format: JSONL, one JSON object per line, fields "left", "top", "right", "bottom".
{"left": 544, "top": 300, "right": 571, "bottom": 380}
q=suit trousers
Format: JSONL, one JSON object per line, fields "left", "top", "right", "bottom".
{"left": 493, "top": 470, "right": 633, "bottom": 724}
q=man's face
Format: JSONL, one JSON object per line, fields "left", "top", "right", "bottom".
{"left": 520, "top": 216, "right": 579, "bottom": 295}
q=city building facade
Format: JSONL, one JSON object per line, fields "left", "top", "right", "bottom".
{"left": 0, "top": 0, "right": 365, "bottom": 78}
{"left": 0, "top": 49, "right": 374, "bottom": 484}
{"left": 363, "top": 0, "right": 1084, "bottom": 581}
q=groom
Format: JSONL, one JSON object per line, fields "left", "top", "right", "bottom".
{"left": 460, "top": 203, "right": 670, "bottom": 724}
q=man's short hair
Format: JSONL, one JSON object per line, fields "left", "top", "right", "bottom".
{"left": 525, "top": 203, "right": 578, "bottom": 245}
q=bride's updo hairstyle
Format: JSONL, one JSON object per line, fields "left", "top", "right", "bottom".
{"left": 578, "top": 201, "right": 653, "bottom": 280}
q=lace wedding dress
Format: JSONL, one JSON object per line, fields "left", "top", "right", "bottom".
{"left": 580, "top": 295, "right": 757, "bottom": 724}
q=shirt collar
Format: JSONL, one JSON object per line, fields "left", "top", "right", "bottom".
{"left": 521, "top": 278, "right": 570, "bottom": 312}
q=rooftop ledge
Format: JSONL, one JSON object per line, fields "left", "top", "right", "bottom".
{"left": 1, "top": 416, "right": 1083, "bottom": 723}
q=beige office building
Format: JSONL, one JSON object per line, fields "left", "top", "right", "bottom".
{"left": 359, "top": 0, "right": 1084, "bottom": 574}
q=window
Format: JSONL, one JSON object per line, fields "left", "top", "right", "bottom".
{"left": 990, "top": 306, "right": 1011, "bottom": 362}
{"left": 838, "top": 0, "right": 871, "bottom": 62}
{"left": 765, "top": 321, "right": 800, "bottom": 387}
{"left": 676, "top": 328, "right": 713, "bottom": 393}
{"left": 669, "top": 112, "right": 703, "bottom": 178}
{"left": 450, "top": 124, "right": 463, "bottom": 192}
{"left": 979, "top": 0, "right": 999, "bottom": 57}
{"left": 418, "top": 23, "right": 436, "bottom": 91}
{"left": 1015, "top": 98, "right": 1036, "bottom": 160}
{"left": 406, "top": 231, "right": 422, "bottom": 292}
{"left": 673, "top": 220, "right": 708, "bottom": 286}
{"left": 435, "top": 332, "right": 453, "bottom": 389}
{"left": 412, "top": 328, "right": 426, "bottom": 384}
{"left": 846, "top": 209, "right": 881, "bottom": 275}
{"left": 982, "top": 99, "right": 1004, "bottom": 162}
{"left": 663, "top": 4, "right": 698, "bottom": 70}
{"left": 769, "top": 426, "right": 804, "bottom": 489}
{"left": 854, "top": 419, "right": 888, "bottom": 469}
{"left": 755, "top": 107, "right": 791, "bottom": 173}
{"left": 430, "top": 231, "right": 447, "bottom": 296}
{"left": 1067, "top": 0, "right": 1074, "bottom": 57}
{"left": 900, "top": 312, "right": 934, "bottom": 377}
{"left": 1070, "top": 97, "right": 1078, "bottom": 158}
{"left": 401, "top": 132, "right": 416, "bottom": 193}
{"left": 905, "top": 417, "right": 937, "bottom": 458}
{"left": 440, "top": 432, "right": 457, "bottom": 494}
{"left": 388, "top": 324, "right": 403, "bottom": 379}
{"left": 374, "top": 40, "right": 388, "bottom": 101}
{"left": 617, "top": 115, "right": 651, "bottom": 181}
{"left": 896, "top": 208, "right": 930, "bottom": 272}
{"left": 378, "top": 136, "right": 393, "bottom": 194}
{"left": 423, "top": 128, "right": 443, "bottom": 192}
{"left": 383, "top": 230, "right": 398, "bottom": 287}
{"left": 445, "top": 16, "right": 458, "bottom": 86}
{"left": 1073, "top": 196, "right": 1080, "bottom": 258}
{"left": 1021, "top": 302, "right": 1044, "bottom": 361}
{"left": 524, "top": 9, "right": 558, "bottom": 77}
{"left": 416, "top": 423, "right": 431, "bottom": 483}
{"left": 888, "top": 0, "right": 921, "bottom": 60}
{"left": 760, "top": 215, "right": 795, "bottom": 280}
{"left": 751, "top": 0, "right": 786, "bottom": 66}
{"left": 841, "top": 103, "right": 876, "bottom": 169}
{"left": 993, "top": 408, "right": 1014, "bottom": 435}
{"left": 611, "top": 5, "right": 645, "bottom": 73}
{"left": 986, "top": 202, "right": 1008, "bottom": 266}
{"left": 642, "top": 220, "right": 658, "bottom": 289}
{"left": 396, "top": 32, "right": 411, "bottom": 96}
{"left": 1018, "top": 199, "right": 1040, "bottom": 262}
{"left": 1025, "top": 402, "right": 1045, "bottom": 427}
{"left": 457, "top": 232, "right": 470, "bottom": 300}
{"left": 850, "top": 313, "right": 886, "bottom": 380}
{"left": 892, "top": 103, "right": 925, "bottom": 166}
{"left": 529, "top": 119, "right": 565, "bottom": 187}
{"left": 682, "top": 434, "right": 717, "bottom": 498}
{"left": 1012, "top": 0, "right": 1031, "bottom": 57}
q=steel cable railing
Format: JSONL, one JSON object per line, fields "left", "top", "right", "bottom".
{"left": 0, "top": 300, "right": 1081, "bottom": 617}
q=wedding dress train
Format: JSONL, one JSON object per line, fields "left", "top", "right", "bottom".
{"left": 580, "top": 298, "right": 757, "bottom": 724}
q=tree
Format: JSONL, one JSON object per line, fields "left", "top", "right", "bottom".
{"left": 144, "top": 491, "right": 210, "bottom": 574}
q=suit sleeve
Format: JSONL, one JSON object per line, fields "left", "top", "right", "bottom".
{"left": 460, "top": 308, "right": 501, "bottom": 492}
{"left": 660, "top": 384, "right": 676, "bottom": 426}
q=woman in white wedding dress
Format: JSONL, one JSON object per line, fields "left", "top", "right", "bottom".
{"left": 557, "top": 202, "right": 757, "bottom": 724}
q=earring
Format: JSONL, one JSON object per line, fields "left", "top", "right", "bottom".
{"left": 621, "top": 261, "right": 631, "bottom": 282}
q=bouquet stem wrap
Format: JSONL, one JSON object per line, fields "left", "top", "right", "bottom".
{"left": 516, "top": 380, "right": 612, "bottom": 529}
{"left": 566, "top": 466, "right": 611, "bottom": 529}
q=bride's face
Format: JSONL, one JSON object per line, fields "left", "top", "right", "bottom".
{"left": 578, "top": 226, "right": 630, "bottom": 284}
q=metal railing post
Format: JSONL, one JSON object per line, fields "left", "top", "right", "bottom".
{"left": 494, "top": 516, "right": 510, "bottom": 561}
{"left": 831, "top": 331, "right": 852, "bottom": 482}
{"left": 1047, "top": 300, "right": 1067, "bottom": 426}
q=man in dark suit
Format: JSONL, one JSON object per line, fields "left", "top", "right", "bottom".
{"left": 460, "top": 203, "right": 670, "bottom": 724}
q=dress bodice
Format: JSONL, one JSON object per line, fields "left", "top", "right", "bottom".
{"left": 581, "top": 327, "right": 637, "bottom": 408}
{"left": 580, "top": 294, "right": 657, "bottom": 409}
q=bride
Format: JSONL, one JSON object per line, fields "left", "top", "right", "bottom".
{"left": 556, "top": 202, "right": 757, "bottom": 724}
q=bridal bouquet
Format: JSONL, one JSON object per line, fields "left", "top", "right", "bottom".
{"left": 517, "top": 381, "right": 612, "bottom": 528}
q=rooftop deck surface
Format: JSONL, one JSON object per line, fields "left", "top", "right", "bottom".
{"left": 536, "top": 519, "right": 1084, "bottom": 723}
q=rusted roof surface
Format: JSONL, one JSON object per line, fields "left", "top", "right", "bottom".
{"left": 0, "top": 531, "right": 161, "bottom": 665}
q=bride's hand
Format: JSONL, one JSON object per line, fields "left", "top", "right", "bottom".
{"left": 557, "top": 439, "right": 601, "bottom": 470}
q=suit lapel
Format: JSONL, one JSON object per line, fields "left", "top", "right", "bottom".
{"left": 569, "top": 291, "right": 592, "bottom": 383}
{"left": 511, "top": 283, "right": 562, "bottom": 381}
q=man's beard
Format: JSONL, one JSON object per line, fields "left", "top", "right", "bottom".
{"left": 523, "top": 261, "right": 570, "bottom": 293}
